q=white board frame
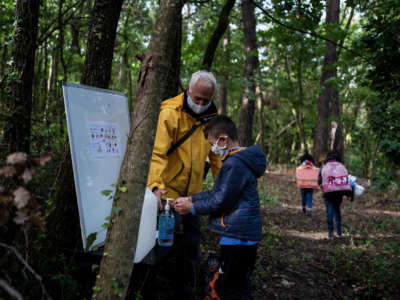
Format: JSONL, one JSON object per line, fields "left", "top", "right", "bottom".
{"left": 62, "top": 82, "right": 130, "bottom": 250}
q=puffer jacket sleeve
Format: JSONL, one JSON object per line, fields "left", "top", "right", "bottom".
{"left": 147, "top": 108, "right": 177, "bottom": 191}
{"left": 191, "top": 159, "right": 248, "bottom": 215}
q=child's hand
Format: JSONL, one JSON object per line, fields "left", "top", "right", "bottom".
{"left": 174, "top": 197, "right": 191, "bottom": 215}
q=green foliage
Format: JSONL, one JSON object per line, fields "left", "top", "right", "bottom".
{"left": 85, "top": 232, "right": 98, "bottom": 251}
{"left": 358, "top": 0, "right": 400, "bottom": 167}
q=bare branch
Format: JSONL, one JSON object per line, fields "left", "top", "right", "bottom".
{"left": 0, "top": 279, "right": 23, "bottom": 300}
{"left": 37, "top": 1, "right": 83, "bottom": 45}
{"left": 0, "top": 242, "right": 53, "bottom": 300}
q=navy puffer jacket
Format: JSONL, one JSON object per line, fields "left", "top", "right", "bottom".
{"left": 191, "top": 145, "right": 267, "bottom": 241}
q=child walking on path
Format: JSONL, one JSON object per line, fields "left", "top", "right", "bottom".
{"left": 318, "top": 151, "right": 353, "bottom": 239}
{"left": 173, "top": 115, "right": 267, "bottom": 300}
{"left": 298, "top": 153, "right": 316, "bottom": 217}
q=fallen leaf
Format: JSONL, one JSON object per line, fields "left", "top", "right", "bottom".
{"left": 14, "top": 210, "right": 29, "bottom": 225}
{"left": 13, "top": 187, "right": 30, "bottom": 209}
{"left": 0, "top": 165, "right": 17, "bottom": 177}
{"left": 7, "top": 152, "right": 27, "bottom": 165}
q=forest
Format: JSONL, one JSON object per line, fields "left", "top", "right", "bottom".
{"left": 0, "top": 0, "right": 399, "bottom": 299}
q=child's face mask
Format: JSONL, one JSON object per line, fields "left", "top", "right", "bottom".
{"left": 211, "top": 137, "right": 228, "bottom": 158}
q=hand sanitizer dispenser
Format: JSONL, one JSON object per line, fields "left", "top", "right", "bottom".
{"left": 158, "top": 198, "right": 174, "bottom": 247}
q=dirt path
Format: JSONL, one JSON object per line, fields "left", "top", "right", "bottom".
{"left": 252, "top": 171, "right": 400, "bottom": 299}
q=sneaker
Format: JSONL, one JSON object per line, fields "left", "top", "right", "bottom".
{"left": 334, "top": 233, "right": 342, "bottom": 238}
{"left": 302, "top": 207, "right": 306, "bottom": 214}
{"left": 325, "top": 232, "right": 333, "bottom": 239}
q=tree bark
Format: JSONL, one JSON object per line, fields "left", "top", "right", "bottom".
{"left": 3, "top": 0, "right": 40, "bottom": 153}
{"left": 331, "top": 3, "right": 354, "bottom": 161}
{"left": 238, "top": 0, "right": 259, "bottom": 146}
{"left": 218, "top": 32, "right": 230, "bottom": 115}
{"left": 46, "top": 0, "right": 124, "bottom": 251}
{"left": 93, "top": 0, "right": 185, "bottom": 299}
{"left": 312, "top": 0, "right": 340, "bottom": 164}
{"left": 81, "top": 0, "right": 124, "bottom": 88}
{"left": 256, "top": 84, "right": 265, "bottom": 152}
{"left": 202, "top": 0, "right": 235, "bottom": 70}
{"left": 296, "top": 54, "right": 307, "bottom": 153}
{"left": 0, "top": 44, "right": 7, "bottom": 78}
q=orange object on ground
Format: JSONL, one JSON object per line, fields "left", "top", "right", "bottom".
{"left": 296, "top": 166, "right": 320, "bottom": 189}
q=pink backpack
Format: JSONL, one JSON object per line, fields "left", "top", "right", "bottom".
{"left": 296, "top": 166, "right": 320, "bottom": 189}
{"left": 321, "top": 161, "right": 352, "bottom": 193}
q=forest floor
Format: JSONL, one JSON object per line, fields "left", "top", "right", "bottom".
{"left": 246, "top": 167, "right": 400, "bottom": 300}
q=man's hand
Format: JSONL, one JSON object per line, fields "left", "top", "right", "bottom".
{"left": 173, "top": 197, "right": 191, "bottom": 215}
{"left": 153, "top": 188, "right": 167, "bottom": 210}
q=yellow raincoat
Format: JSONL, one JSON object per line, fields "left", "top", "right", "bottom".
{"left": 147, "top": 93, "right": 222, "bottom": 199}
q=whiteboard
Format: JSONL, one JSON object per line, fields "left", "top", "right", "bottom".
{"left": 62, "top": 82, "right": 130, "bottom": 250}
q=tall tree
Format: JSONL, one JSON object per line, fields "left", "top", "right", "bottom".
{"left": 81, "top": 0, "right": 124, "bottom": 88}
{"left": 218, "top": 32, "right": 230, "bottom": 115}
{"left": 202, "top": 0, "right": 236, "bottom": 70}
{"left": 238, "top": 0, "right": 259, "bottom": 146}
{"left": 46, "top": 0, "right": 124, "bottom": 250}
{"left": 93, "top": 0, "right": 185, "bottom": 298}
{"left": 3, "top": 0, "right": 40, "bottom": 153}
{"left": 312, "top": 0, "right": 340, "bottom": 163}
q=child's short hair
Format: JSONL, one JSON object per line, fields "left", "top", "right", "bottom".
{"left": 204, "top": 115, "right": 238, "bottom": 141}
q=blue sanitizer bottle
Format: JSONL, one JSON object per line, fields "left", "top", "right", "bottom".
{"left": 158, "top": 198, "right": 174, "bottom": 247}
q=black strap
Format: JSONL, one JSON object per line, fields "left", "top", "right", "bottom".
{"left": 166, "top": 123, "right": 201, "bottom": 156}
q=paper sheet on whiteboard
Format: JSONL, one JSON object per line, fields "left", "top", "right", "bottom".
{"left": 88, "top": 121, "right": 122, "bottom": 157}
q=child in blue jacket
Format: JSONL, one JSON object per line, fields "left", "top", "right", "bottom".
{"left": 174, "top": 115, "right": 267, "bottom": 300}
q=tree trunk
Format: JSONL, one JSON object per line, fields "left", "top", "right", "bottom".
{"left": 93, "top": 0, "right": 185, "bottom": 298}
{"left": 202, "top": 0, "right": 235, "bottom": 70}
{"left": 3, "top": 0, "right": 40, "bottom": 153}
{"left": 312, "top": 0, "right": 340, "bottom": 164}
{"left": 81, "top": 0, "right": 124, "bottom": 88}
{"left": 331, "top": 3, "right": 354, "bottom": 161}
{"left": 218, "top": 31, "right": 230, "bottom": 115}
{"left": 238, "top": 0, "right": 258, "bottom": 146}
{"left": 218, "top": 74, "right": 228, "bottom": 115}
{"left": 285, "top": 54, "right": 307, "bottom": 154}
{"left": 256, "top": 85, "right": 265, "bottom": 152}
{"left": 0, "top": 44, "right": 7, "bottom": 78}
{"left": 296, "top": 54, "right": 307, "bottom": 153}
{"left": 46, "top": 0, "right": 124, "bottom": 251}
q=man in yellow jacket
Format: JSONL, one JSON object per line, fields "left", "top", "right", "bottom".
{"left": 147, "top": 70, "right": 221, "bottom": 297}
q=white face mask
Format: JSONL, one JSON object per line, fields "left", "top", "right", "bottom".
{"left": 187, "top": 95, "right": 212, "bottom": 114}
{"left": 211, "top": 137, "right": 228, "bottom": 158}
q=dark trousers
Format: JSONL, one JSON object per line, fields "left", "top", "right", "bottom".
{"left": 324, "top": 196, "right": 343, "bottom": 235}
{"left": 173, "top": 212, "right": 201, "bottom": 297}
{"left": 300, "top": 188, "right": 314, "bottom": 209}
{"left": 215, "top": 244, "right": 258, "bottom": 300}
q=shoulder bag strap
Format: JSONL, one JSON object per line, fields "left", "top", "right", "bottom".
{"left": 166, "top": 123, "right": 201, "bottom": 156}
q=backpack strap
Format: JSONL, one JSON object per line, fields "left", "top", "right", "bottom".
{"left": 166, "top": 123, "right": 201, "bottom": 156}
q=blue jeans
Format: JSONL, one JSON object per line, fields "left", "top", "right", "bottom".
{"left": 324, "top": 196, "right": 342, "bottom": 235}
{"left": 300, "top": 188, "right": 314, "bottom": 209}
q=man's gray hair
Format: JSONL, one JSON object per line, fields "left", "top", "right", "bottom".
{"left": 189, "top": 70, "right": 217, "bottom": 96}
